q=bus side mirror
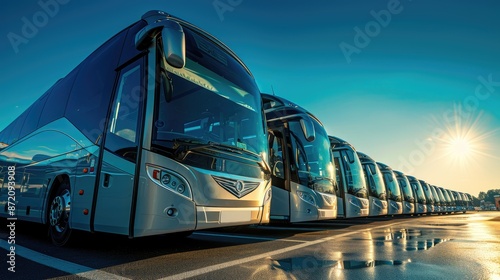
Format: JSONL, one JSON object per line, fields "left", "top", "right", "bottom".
{"left": 299, "top": 117, "right": 315, "bottom": 142}
{"left": 161, "top": 20, "right": 186, "bottom": 69}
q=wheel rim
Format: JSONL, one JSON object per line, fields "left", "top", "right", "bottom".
{"left": 49, "top": 189, "right": 71, "bottom": 233}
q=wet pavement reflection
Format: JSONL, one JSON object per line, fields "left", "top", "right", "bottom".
{"left": 224, "top": 213, "right": 498, "bottom": 279}
{"left": 270, "top": 257, "right": 410, "bottom": 271}
{"left": 265, "top": 227, "right": 454, "bottom": 278}
{"left": 379, "top": 228, "right": 450, "bottom": 251}
{"left": 359, "top": 228, "right": 451, "bottom": 251}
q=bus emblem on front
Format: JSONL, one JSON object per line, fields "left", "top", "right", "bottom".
{"left": 236, "top": 180, "right": 244, "bottom": 193}
{"left": 212, "top": 176, "right": 260, "bottom": 199}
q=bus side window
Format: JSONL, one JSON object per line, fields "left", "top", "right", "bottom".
{"left": 333, "top": 157, "right": 344, "bottom": 197}
{"left": 269, "top": 134, "right": 284, "bottom": 179}
{"left": 105, "top": 60, "right": 144, "bottom": 162}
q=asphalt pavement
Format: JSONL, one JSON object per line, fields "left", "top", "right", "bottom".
{"left": 1, "top": 211, "right": 499, "bottom": 279}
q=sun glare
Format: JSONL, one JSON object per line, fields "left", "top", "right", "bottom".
{"left": 445, "top": 136, "right": 474, "bottom": 162}
{"left": 449, "top": 138, "right": 472, "bottom": 157}
{"left": 430, "top": 105, "right": 498, "bottom": 169}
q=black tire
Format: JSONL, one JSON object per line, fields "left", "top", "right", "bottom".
{"left": 48, "top": 179, "right": 72, "bottom": 246}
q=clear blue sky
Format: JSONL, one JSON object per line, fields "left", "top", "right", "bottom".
{"left": 1, "top": 0, "right": 499, "bottom": 197}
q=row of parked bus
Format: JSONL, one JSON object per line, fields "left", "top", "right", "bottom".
{"left": 263, "top": 94, "right": 474, "bottom": 223}
{"left": 0, "top": 11, "right": 473, "bottom": 246}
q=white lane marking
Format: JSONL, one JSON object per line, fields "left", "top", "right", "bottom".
{"left": 193, "top": 232, "right": 307, "bottom": 243}
{"left": 0, "top": 239, "right": 130, "bottom": 280}
{"left": 160, "top": 221, "right": 403, "bottom": 280}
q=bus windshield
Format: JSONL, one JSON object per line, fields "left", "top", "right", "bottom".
{"left": 367, "top": 164, "right": 387, "bottom": 200}
{"left": 383, "top": 171, "right": 401, "bottom": 202}
{"left": 421, "top": 183, "right": 435, "bottom": 204}
{"left": 342, "top": 149, "right": 368, "bottom": 199}
{"left": 152, "top": 25, "right": 267, "bottom": 164}
{"left": 435, "top": 187, "right": 447, "bottom": 206}
{"left": 410, "top": 181, "right": 426, "bottom": 204}
{"left": 289, "top": 119, "right": 335, "bottom": 194}
{"left": 396, "top": 175, "right": 414, "bottom": 203}
{"left": 430, "top": 186, "right": 441, "bottom": 205}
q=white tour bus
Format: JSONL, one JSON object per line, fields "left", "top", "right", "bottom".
{"left": 452, "top": 191, "right": 466, "bottom": 213}
{"left": 376, "top": 162, "right": 403, "bottom": 216}
{"left": 329, "top": 136, "right": 369, "bottom": 218}
{"left": 429, "top": 185, "right": 444, "bottom": 214}
{"left": 393, "top": 170, "right": 415, "bottom": 215}
{"left": 444, "top": 188, "right": 457, "bottom": 212}
{"left": 418, "top": 180, "right": 435, "bottom": 214}
{"left": 438, "top": 187, "right": 454, "bottom": 213}
{"left": 432, "top": 185, "right": 448, "bottom": 214}
{"left": 0, "top": 11, "right": 272, "bottom": 245}
{"left": 263, "top": 94, "right": 337, "bottom": 223}
{"left": 406, "top": 175, "right": 427, "bottom": 215}
{"left": 356, "top": 152, "right": 388, "bottom": 217}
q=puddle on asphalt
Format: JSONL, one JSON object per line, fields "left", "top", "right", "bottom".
{"left": 269, "top": 257, "right": 411, "bottom": 273}
{"left": 268, "top": 229, "right": 450, "bottom": 276}
{"left": 404, "top": 238, "right": 450, "bottom": 251}
{"left": 337, "top": 259, "right": 408, "bottom": 269}
{"left": 371, "top": 229, "right": 451, "bottom": 251}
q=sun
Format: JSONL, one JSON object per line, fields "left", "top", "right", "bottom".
{"left": 444, "top": 135, "right": 474, "bottom": 163}
{"left": 449, "top": 136, "right": 472, "bottom": 156}
{"left": 429, "top": 105, "right": 498, "bottom": 169}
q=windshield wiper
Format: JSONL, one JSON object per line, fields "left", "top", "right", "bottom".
{"left": 309, "top": 175, "right": 335, "bottom": 186}
{"left": 177, "top": 140, "right": 258, "bottom": 159}
{"left": 207, "top": 142, "right": 250, "bottom": 156}
{"left": 165, "top": 138, "right": 212, "bottom": 159}
{"left": 171, "top": 138, "right": 271, "bottom": 175}
{"left": 205, "top": 142, "right": 271, "bottom": 175}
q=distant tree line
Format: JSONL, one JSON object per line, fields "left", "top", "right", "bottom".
{"left": 476, "top": 189, "right": 500, "bottom": 206}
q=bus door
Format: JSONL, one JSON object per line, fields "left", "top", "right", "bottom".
{"left": 268, "top": 129, "right": 290, "bottom": 220}
{"left": 333, "top": 153, "right": 346, "bottom": 217}
{"left": 93, "top": 61, "right": 144, "bottom": 235}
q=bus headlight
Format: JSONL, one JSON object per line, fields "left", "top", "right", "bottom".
{"left": 161, "top": 174, "right": 171, "bottom": 185}
{"left": 177, "top": 184, "right": 186, "bottom": 194}
{"left": 147, "top": 165, "right": 192, "bottom": 199}
{"left": 297, "top": 191, "right": 316, "bottom": 206}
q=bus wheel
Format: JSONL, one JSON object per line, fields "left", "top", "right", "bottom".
{"left": 48, "top": 180, "right": 72, "bottom": 246}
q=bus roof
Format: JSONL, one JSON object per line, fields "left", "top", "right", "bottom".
{"left": 261, "top": 93, "right": 323, "bottom": 125}
{"left": 329, "top": 135, "right": 356, "bottom": 150}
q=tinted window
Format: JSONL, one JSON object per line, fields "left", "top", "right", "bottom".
{"left": 334, "top": 157, "right": 344, "bottom": 196}
{"left": 0, "top": 122, "right": 15, "bottom": 146}
{"left": 1, "top": 130, "right": 80, "bottom": 164}
{"left": 109, "top": 64, "right": 142, "bottom": 143}
{"left": 8, "top": 109, "right": 30, "bottom": 144}
{"left": 183, "top": 25, "right": 255, "bottom": 94}
{"left": 269, "top": 133, "right": 285, "bottom": 180}
{"left": 345, "top": 149, "right": 355, "bottom": 163}
{"left": 39, "top": 69, "right": 78, "bottom": 128}
{"left": 65, "top": 31, "right": 126, "bottom": 143}
{"left": 368, "top": 164, "right": 376, "bottom": 175}
{"left": 105, "top": 60, "right": 144, "bottom": 162}
{"left": 0, "top": 129, "right": 5, "bottom": 146}
{"left": 19, "top": 93, "right": 49, "bottom": 139}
